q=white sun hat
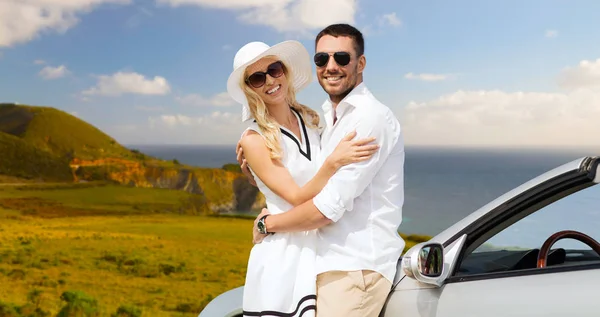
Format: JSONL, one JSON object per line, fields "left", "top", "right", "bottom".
{"left": 226, "top": 40, "right": 313, "bottom": 122}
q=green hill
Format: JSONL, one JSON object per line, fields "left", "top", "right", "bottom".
{"left": 0, "top": 130, "right": 72, "bottom": 182}
{"left": 0, "top": 103, "right": 141, "bottom": 160}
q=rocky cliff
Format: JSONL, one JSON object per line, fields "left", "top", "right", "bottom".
{"left": 70, "top": 158, "right": 266, "bottom": 213}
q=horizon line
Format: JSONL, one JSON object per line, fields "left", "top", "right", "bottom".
{"left": 122, "top": 143, "right": 598, "bottom": 152}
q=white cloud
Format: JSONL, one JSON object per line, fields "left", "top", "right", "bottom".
{"left": 362, "top": 11, "right": 402, "bottom": 37}
{"left": 378, "top": 12, "right": 401, "bottom": 27}
{"left": 33, "top": 59, "right": 45, "bottom": 65}
{"left": 545, "top": 29, "right": 558, "bottom": 38}
{"left": 38, "top": 64, "right": 69, "bottom": 79}
{"left": 135, "top": 105, "right": 165, "bottom": 112}
{"left": 210, "top": 92, "right": 236, "bottom": 106}
{"left": 405, "top": 72, "right": 452, "bottom": 82}
{"left": 158, "top": 114, "right": 194, "bottom": 127}
{"left": 82, "top": 71, "right": 171, "bottom": 96}
{"left": 401, "top": 88, "right": 600, "bottom": 148}
{"left": 0, "top": 0, "right": 132, "bottom": 47}
{"left": 156, "top": 0, "right": 356, "bottom": 34}
{"left": 399, "top": 57, "right": 600, "bottom": 149}
{"left": 557, "top": 58, "right": 600, "bottom": 89}
{"left": 156, "top": 0, "right": 280, "bottom": 8}
{"left": 360, "top": 25, "right": 374, "bottom": 36}
{"left": 110, "top": 111, "right": 246, "bottom": 144}
{"left": 176, "top": 92, "right": 235, "bottom": 107}
{"left": 154, "top": 111, "right": 241, "bottom": 128}
{"left": 126, "top": 7, "right": 153, "bottom": 28}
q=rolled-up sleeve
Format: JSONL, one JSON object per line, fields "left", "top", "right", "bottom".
{"left": 313, "top": 110, "right": 399, "bottom": 222}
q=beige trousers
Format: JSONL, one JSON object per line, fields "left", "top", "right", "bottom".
{"left": 316, "top": 270, "right": 391, "bottom": 317}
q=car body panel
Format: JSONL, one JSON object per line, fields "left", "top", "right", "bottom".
{"left": 381, "top": 287, "right": 442, "bottom": 317}
{"left": 384, "top": 269, "right": 600, "bottom": 317}
{"left": 198, "top": 286, "right": 243, "bottom": 317}
{"left": 435, "top": 269, "right": 600, "bottom": 317}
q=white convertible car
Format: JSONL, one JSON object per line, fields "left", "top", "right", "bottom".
{"left": 199, "top": 155, "right": 600, "bottom": 317}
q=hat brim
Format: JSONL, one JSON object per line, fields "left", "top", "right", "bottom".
{"left": 226, "top": 40, "right": 313, "bottom": 122}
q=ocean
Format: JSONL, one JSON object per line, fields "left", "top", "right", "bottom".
{"left": 128, "top": 144, "right": 596, "bottom": 237}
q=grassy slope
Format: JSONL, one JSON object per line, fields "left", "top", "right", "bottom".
{"left": 0, "top": 104, "right": 135, "bottom": 160}
{"left": 0, "top": 131, "right": 72, "bottom": 182}
{"left": 0, "top": 103, "right": 139, "bottom": 183}
{"left": 0, "top": 183, "right": 431, "bottom": 316}
{"left": 0, "top": 183, "right": 250, "bottom": 316}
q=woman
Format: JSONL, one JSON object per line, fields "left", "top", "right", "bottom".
{"left": 226, "top": 41, "right": 379, "bottom": 317}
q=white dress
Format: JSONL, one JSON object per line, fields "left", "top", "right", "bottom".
{"left": 242, "top": 108, "right": 322, "bottom": 317}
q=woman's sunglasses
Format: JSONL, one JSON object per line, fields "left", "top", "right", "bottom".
{"left": 246, "top": 61, "right": 285, "bottom": 88}
{"left": 313, "top": 52, "right": 351, "bottom": 67}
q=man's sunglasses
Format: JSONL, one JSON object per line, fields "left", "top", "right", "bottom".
{"left": 245, "top": 61, "right": 285, "bottom": 88}
{"left": 313, "top": 52, "right": 351, "bottom": 67}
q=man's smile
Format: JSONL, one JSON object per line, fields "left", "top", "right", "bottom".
{"left": 324, "top": 76, "right": 344, "bottom": 84}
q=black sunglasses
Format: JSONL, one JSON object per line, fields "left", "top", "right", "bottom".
{"left": 313, "top": 52, "right": 351, "bottom": 67}
{"left": 246, "top": 61, "right": 285, "bottom": 88}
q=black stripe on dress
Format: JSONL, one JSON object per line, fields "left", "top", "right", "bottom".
{"left": 243, "top": 294, "right": 316, "bottom": 317}
{"left": 282, "top": 108, "right": 311, "bottom": 161}
{"left": 252, "top": 108, "right": 311, "bottom": 161}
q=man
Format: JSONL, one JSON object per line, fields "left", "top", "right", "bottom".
{"left": 239, "top": 24, "right": 405, "bottom": 316}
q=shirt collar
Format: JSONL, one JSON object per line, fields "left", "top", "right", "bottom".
{"left": 321, "top": 82, "right": 370, "bottom": 115}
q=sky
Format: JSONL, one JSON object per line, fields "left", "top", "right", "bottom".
{"left": 1, "top": 0, "right": 599, "bottom": 150}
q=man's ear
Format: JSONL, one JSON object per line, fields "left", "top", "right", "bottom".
{"left": 357, "top": 55, "right": 366, "bottom": 74}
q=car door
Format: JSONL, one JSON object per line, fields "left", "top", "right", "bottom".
{"left": 435, "top": 157, "right": 600, "bottom": 317}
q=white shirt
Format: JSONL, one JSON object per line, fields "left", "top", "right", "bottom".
{"left": 312, "top": 82, "right": 405, "bottom": 283}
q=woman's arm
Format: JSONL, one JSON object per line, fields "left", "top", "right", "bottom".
{"left": 240, "top": 130, "right": 378, "bottom": 207}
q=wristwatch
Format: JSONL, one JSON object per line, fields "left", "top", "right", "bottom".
{"left": 257, "top": 214, "right": 272, "bottom": 235}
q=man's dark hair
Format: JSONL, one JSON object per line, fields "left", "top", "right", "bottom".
{"left": 315, "top": 23, "right": 364, "bottom": 56}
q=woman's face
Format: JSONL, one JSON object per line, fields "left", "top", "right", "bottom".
{"left": 245, "top": 56, "right": 288, "bottom": 106}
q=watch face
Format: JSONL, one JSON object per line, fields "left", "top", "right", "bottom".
{"left": 257, "top": 220, "right": 266, "bottom": 234}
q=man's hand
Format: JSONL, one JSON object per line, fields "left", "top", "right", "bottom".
{"left": 252, "top": 208, "right": 270, "bottom": 244}
{"left": 237, "top": 133, "right": 257, "bottom": 187}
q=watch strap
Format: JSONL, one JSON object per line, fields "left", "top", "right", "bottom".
{"left": 258, "top": 214, "right": 273, "bottom": 235}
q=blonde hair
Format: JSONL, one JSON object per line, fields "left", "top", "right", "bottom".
{"left": 240, "top": 58, "right": 321, "bottom": 160}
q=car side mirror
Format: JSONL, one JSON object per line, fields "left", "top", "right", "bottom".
{"left": 402, "top": 242, "right": 445, "bottom": 286}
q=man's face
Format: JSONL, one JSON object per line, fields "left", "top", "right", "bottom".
{"left": 315, "top": 35, "right": 365, "bottom": 101}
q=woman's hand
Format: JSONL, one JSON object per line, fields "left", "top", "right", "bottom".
{"left": 326, "top": 130, "right": 379, "bottom": 170}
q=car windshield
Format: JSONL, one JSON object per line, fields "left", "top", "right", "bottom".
{"left": 457, "top": 182, "right": 600, "bottom": 276}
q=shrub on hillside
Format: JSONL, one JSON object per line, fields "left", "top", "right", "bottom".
{"left": 0, "top": 132, "right": 72, "bottom": 182}
{"left": 0, "top": 288, "right": 50, "bottom": 317}
{"left": 221, "top": 163, "right": 242, "bottom": 173}
{"left": 0, "top": 301, "right": 20, "bottom": 317}
{"left": 56, "top": 291, "right": 99, "bottom": 317}
{"left": 111, "top": 305, "right": 142, "bottom": 317}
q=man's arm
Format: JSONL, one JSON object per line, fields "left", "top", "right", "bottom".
{"left": 263, "top": 200, "right": 332, "bottom": 233}
{"left": 262, "top": 110, "right": 400, "bottom": 233}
